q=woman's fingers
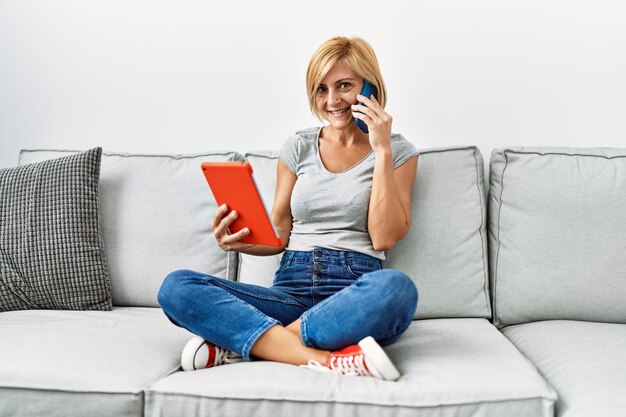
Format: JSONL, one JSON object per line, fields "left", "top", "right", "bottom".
{"left": 212, "top": 204, "right": 229, "bottom": 230}
{"left": 352, "top": 94, "right": 386, "bottom": 125}
{"left": 213, "top": 206, "right": 255, "bottom": 251}
{"left": 351, "top": 109, "right": 372, "bottom": 127}
{"left": 213, "top": 207, "right": 238, "bottom": 242}
{"left": 356, "top": 94, "right": 382, "bottom": 113}
{"left": 351, "top": 104, "right": 375, "bottom": 120}
{"left": 220, "top": 226, "right": 250, "bottom": 245}
{"left": 220, "top": 230, "right": 255, "bottom": 252}
{"left": 351, "top": 103, "right": 372, "bottom": 113}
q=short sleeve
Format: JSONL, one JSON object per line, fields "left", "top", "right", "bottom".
{"left": 279, "top": 134, "right": 300, "bottom": 175}
{"left": 391, "top": 134, "right": 420, "bottom": 168}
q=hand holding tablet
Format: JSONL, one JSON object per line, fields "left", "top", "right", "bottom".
{"left": 201, "top": 162, "right": 283, "bottom": 247}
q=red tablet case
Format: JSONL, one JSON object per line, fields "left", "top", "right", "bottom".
{"left": 201, "top": 162, "right": 283, "bottom": 247}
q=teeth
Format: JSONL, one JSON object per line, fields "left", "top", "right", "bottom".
{"left": 330, "top": 108, "right": 349, "bottom": 114}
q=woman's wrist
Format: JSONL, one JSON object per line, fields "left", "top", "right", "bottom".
{"left": 373, "top": 146, "right": 393, "bottom": 160}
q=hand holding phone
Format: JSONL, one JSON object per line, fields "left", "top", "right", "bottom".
{"left": 355, "top": 80, "right": 379, "bottom": 134}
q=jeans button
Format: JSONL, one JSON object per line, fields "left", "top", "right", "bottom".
{"left": 314, "top": 263, "right": 322, "bottom": 272}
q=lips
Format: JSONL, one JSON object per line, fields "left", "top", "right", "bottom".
{"left": 328, "top": 107, "right": 350, "bottom": 116}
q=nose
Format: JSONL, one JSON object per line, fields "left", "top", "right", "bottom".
{"left": 328, "top": 88, "right": 341, "bottom": 105}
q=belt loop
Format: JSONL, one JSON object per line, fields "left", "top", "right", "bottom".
{"left": 339, "top": 250, "right": 347, "bottom": 268}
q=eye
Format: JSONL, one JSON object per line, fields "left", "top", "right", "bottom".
{"left": 340, "top": 82, "right": 352, "bottom": 89}
{"left": 317, "top": 85, "right": 327, "bottom": 93}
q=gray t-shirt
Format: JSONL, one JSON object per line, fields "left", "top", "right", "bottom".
{"left": 280, "top": 126, "right": 419, "bottom": 260}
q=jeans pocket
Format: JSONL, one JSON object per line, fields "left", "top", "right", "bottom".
{"left": 345, "top": 259, "right": 382, "bottom": 279}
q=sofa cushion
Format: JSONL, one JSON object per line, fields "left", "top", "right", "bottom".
{"left": 19, "top": 150, "right": 243, "bottom": 307}
{"left": 502, "top": 320, "right": 626, "bottom": 417}
{"left": 241, "top": 146, "right": 490, "bottom": 320}
{"left": 145, "top": 319, "right": 556, "bottom": 417}
{"left": 0, "top": 307, "right": 192, "bottom": 417}
{"left": 489, "top": 147, "right": 626, "bottom": 326}
{"left": 0, "top": 148, "right": 111, "bottom": 312}
{"left": 386, "top": 146, "right": 489, "bottom": 319}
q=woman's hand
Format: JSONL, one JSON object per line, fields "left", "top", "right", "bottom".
{"left": 212, "top": 204, "right": 256, "bottom": 252}
{"left": 351, "top": 94, "right": 393, "bottom": 152}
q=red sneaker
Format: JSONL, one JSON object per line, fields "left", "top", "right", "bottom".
{"left": 180, "top": 335, "right": 243, "bottom": 371}
{"left": 301, "top": 336, "right": 401, "bottom": 381}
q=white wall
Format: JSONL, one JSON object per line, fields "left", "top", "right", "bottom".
{"left": 1, "top": 0, "right": 625, "bottom": 171}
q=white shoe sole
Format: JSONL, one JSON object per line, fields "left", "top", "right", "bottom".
{"left": 181, "top": 335, "right": 209, "bottom": 371}
{"left": 358, "top": 336, "right": 401, "bottom": 381}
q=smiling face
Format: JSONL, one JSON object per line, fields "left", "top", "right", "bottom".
{"left": 315, "top": 60, "right": 364, "bottom": 131}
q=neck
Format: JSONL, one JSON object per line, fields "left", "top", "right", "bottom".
{"left": 322, "top": 124, "right": 368, "bottom": 146}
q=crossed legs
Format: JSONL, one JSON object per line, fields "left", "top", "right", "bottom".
{"left": 250, "top": 319, "right": 331, "bottom": 366}
{"left": 159, "top": 268, "right": 417, "bottom": 366}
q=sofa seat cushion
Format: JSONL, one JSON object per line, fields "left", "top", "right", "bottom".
{"left": 145, "top": 319, "right": 556, "bottom": 417}
{"left": 0, "top": 307, "right": 192, "bottom": 417}
{"left": 502, "top": 320, "right": 626, "bottom": 417}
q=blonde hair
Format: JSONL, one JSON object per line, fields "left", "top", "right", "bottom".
{"left": 306, "top": 36, "right": 387, "bottom": 122}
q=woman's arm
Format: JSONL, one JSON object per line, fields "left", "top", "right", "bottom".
{"left": 351, "top": 93, "right": 418, "bottom": 251}
{"left": 367, "top": 153, "right": 418, "bottom": 251}
{"left": 212, "top": 158, "right": 296, "bottom": 256}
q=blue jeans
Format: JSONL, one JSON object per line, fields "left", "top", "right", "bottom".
{"left": 158, "top": 248, "right": 418, "bottom": 362}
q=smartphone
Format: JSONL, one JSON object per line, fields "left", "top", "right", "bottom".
{"left": 355, "top": 80, "right": 379, "bottom": 134}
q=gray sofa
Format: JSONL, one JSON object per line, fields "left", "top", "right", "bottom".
{"left": 1, "top": 144, "right": 625, "bottom": 417}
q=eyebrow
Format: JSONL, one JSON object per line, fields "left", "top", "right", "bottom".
{"left": 319, "top": 78, "right": 355, "bottom": 87}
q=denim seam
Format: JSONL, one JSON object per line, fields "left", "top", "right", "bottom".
{"left": 343, "top": 255, "right": 381, "bottom": 278}
{"left": 348, "top": 262, "right": 380, "bottom": 268}
{"left": 209, "top": 278, "right": 303, "bottom": 306}
{"left": 344, "top": 264, "right": 380, "bottom": 279}
{"left": 300, "top": 314, "right": 313, "bottom": 348}
{"left": 241, "top": 319, "right": 279, "bottom": 362}
{"left": 344, "top": 266, "right": 361, "bottom": 279}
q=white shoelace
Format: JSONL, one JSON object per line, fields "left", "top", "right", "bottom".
{"left": 214, "top": 346, "right": 243, "bottom": 366}
{"left": 301, "top": 354, "right": 373, "bottom": 377}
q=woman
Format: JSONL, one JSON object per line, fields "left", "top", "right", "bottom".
{"left": 158, "top": 36, "right": 419, "bottom": 381}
